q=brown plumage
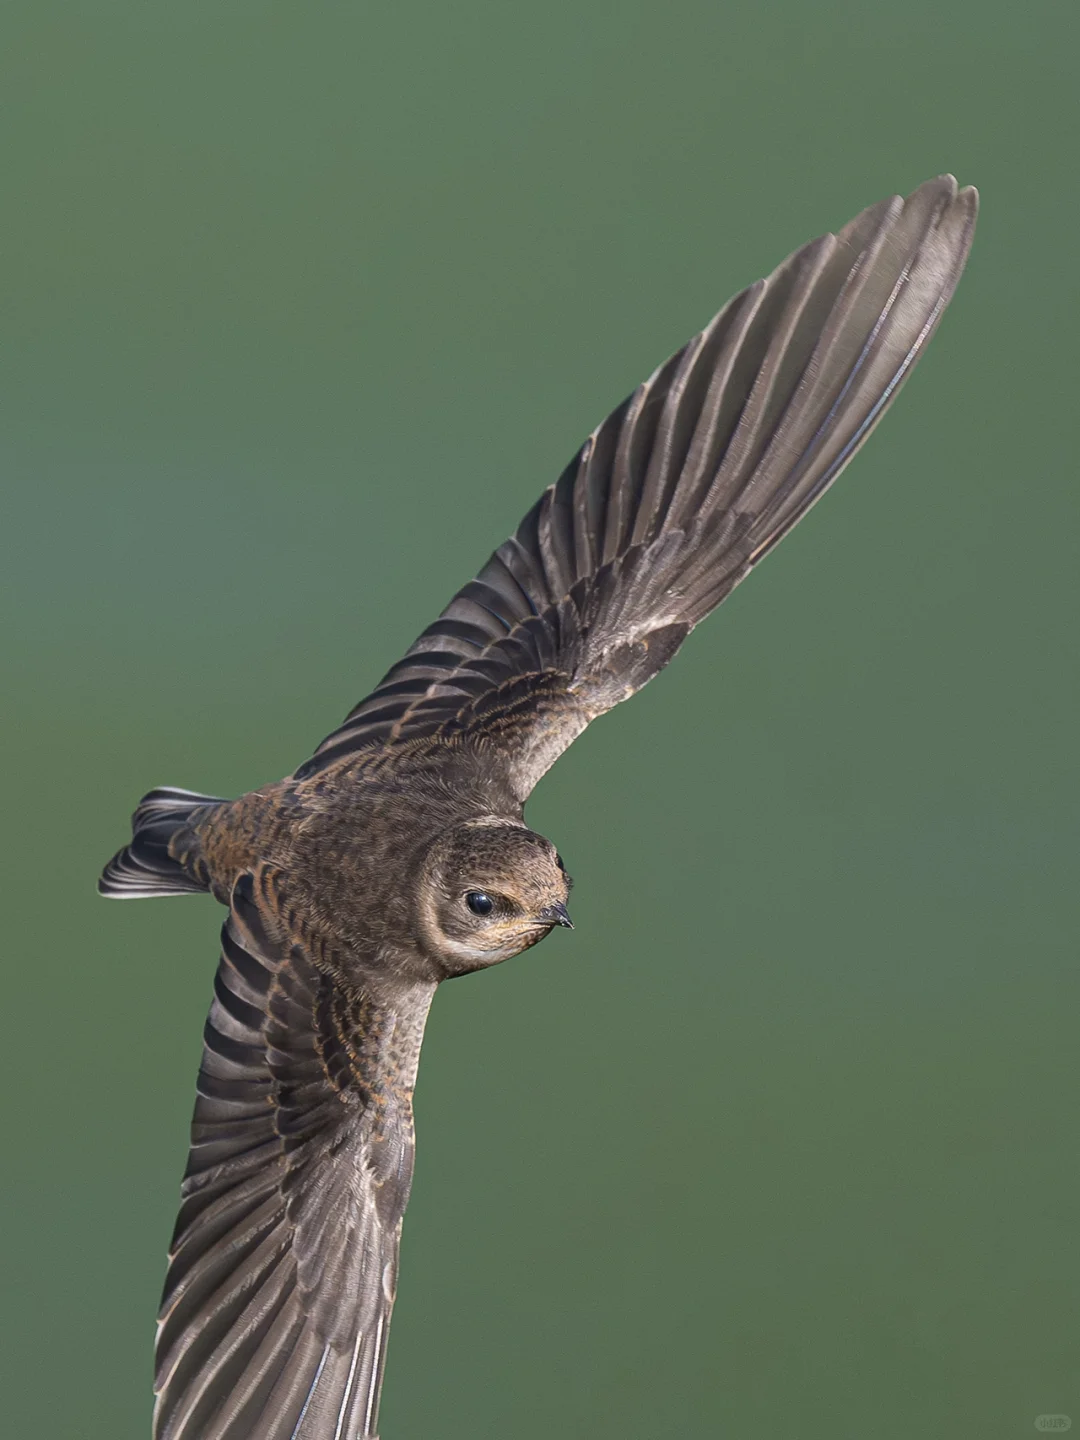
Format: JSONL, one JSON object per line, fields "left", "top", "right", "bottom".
{"left": 99, "top": 175, "right": 977, "bottom": 1439}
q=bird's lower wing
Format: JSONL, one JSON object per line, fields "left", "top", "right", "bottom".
{"left": 299, "top": 175, "right": 976, "bottom": 801}
{"left": 154, "top": 869, "right": 434, "bottom": 1440}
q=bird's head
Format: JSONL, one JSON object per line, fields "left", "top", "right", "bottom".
{"left": 416, "top": 817, "right": 573, "bottom": 975}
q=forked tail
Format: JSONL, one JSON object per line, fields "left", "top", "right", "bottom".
{"left": 99, "top": 787, "right": 225, "bottom": 898}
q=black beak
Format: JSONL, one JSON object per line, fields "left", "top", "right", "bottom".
{"left": 537, "top": 901, "right": 574, "bottom": 930}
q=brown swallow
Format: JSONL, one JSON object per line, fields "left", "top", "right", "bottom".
{"left": 100, "top": 175, "right": 977, "bottom": 1440}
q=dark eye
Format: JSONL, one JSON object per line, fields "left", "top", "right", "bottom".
{"left": 465, "top": 891, "right": 494, "bottom": 917}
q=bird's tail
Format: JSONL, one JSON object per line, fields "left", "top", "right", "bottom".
{"left": 99, "top": 786, "right": 225, "bottom": 898}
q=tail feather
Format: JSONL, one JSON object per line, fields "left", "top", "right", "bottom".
{"left": 99, "top": 787, "right": 225, "bottom": 899}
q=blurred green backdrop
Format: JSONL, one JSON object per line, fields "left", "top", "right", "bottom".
{"left": 2, "top": 3, "right": 1078, "bottom": 1437}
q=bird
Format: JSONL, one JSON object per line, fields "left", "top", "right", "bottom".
{"left": 99, "top": 174, "right": 977, "bottom": 1440}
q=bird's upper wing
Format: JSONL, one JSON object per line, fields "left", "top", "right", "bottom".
{"left": 298, "top": 176, "right": 976, "bottom": 800}
{"left": 154, "top": 868, "right": 433, "bottom": 1440}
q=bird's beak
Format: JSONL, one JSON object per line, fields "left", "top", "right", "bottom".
{"left": 537, "top": 901, "right": 574, "bottom": 930}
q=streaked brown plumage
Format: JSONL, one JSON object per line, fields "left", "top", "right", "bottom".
{"left": 100, "top": 175, "right": 977, "bottom": 1439}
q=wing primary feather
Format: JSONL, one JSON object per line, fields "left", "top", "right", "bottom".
{"left": 629, "top": 326, "right": 710, "bottom": 546}
{"left": 290, "top": 1343, "right": 331, "bottom": 1440}
{"left": 333, "top": 1331, "right": 365, "bottom": 1440}
{"left": 364, "top": 1313, "right": 387, "bottom": 1437}
{"left": 199, "top": 1295, "right": 307, "bottom": 1440}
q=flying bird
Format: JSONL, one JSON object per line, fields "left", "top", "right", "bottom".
{"left": 100, "top": 175, "right": 977, "bottom": 1439}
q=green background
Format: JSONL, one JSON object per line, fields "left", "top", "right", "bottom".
{"left": 2, "top": 3, "right": 1077, "bottom": 1437}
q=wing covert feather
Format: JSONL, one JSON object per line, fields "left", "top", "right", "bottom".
{"left": 299, "top": 176, "right": 976, "bottom": 799}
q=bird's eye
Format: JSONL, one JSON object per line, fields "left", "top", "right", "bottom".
{"left": 465, "top": 891, "right": 494, "bottom": 917}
